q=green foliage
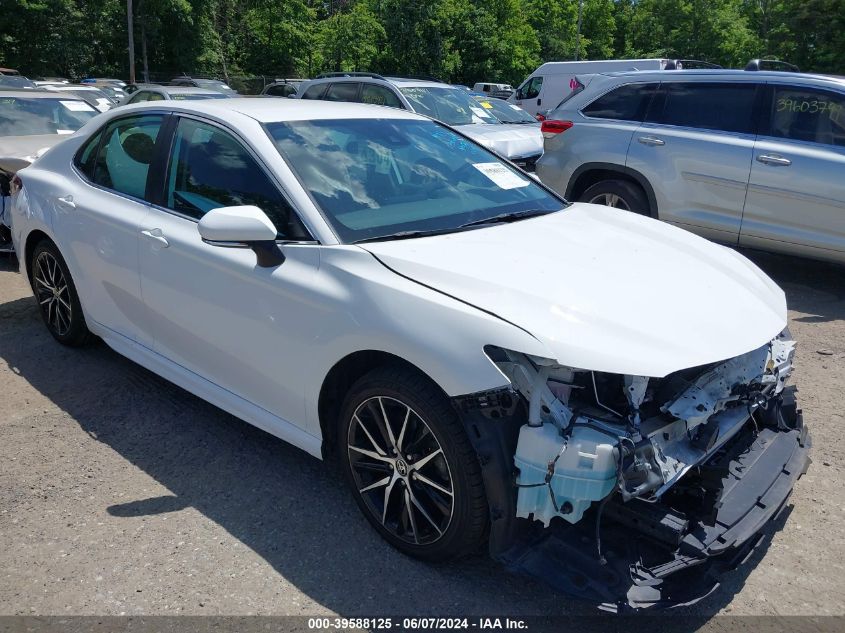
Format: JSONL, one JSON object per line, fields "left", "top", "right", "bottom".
{"left": 0, "top": 0, "right": 842, "bottom": 85}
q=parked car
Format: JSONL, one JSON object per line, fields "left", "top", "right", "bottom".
{"left": 510, "top": 59, "right": 720, "bottom": 116}
{"left": 81, "top": 77, "right": 127, "bottom": 88}
{"left": 473, "top": 82, "right": 513, "bottom": 93}
{"left": 120, "top": 85, "right": 231, "bottom": 104}
{"left": 0, "top": 90, "right": 98, "bottom": 251}
{"left": 472, "top": 96, "right": 541, "bottom": 170}
{"left": 10, "top": 97, "right": 809, "bottom": 609}
{"left": 91, "top": 84, "right": 126, "bottom": 102}
{"left": 536, "top": 69, "right": 845, "bottom": 265}
{"left": 40, "top": 84, "right": 116, "bottom": 112}
{"left": 296, "top": 75, "right": 543, "bottom": 167}
{"left": 170, "top": 76, "right": 238, "bottom": 95}
{"left": 0, "top": 75, "right": 37, "bottom": 90}
{"left": 261, "top": 79, "right": 305, "bottom": 98}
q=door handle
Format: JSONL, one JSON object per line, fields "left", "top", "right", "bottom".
{"left": 56, "top": 195, "right": 76, "bottom": 209}
{"left": 141, "top": 229, "right": 169, "bottom": 248}
{"left": 757, "top": 154, "right": 792, "bottom": 167}
{"left": 638, "top": 136, "right": 665, "bottom": 146}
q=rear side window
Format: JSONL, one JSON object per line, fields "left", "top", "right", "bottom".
{"left": 361, "top": 84, "right": 402, "bottom": 108}
{"left": 325, "top": 82, "right": 360, "bottom": 102}
{"left": 91, "top": 114, "right": 164, "bottom": 200}
{"left": 582, "top": 83, "right": 659, "bottom": 122}
{"left": 648, "top": 82, "right": 757, "bottom": 134}
{"left": 74, "top": 130, "right": 103, "bottom": 179}
{"left": 128, "top": 92, "right": 149, "bottom": 103}
{"left": 266, "top": 84, "right": 296, "bottom": 97}
{"left": 769, "top": 86, "right": 845, "bottom": 147}
{"left": 300, "top": 83, "right": 327, "bottom": 100}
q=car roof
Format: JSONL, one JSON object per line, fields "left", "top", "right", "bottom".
{"left": 43, "top": 84, "right": 103, "bottom": 91}
{"left": 124, "top": 97, "right": 425, "bottom": 123}
{"left": 306, "top": 76, "right": 448, "bottom": 89}
{"left": 597, "top": 69, "right": 845, "bottom": 88}
{"left": 0, "top": 89, "right": 86, "bottom": 100}
{"left": 139, "top": 85, "right": 221, "bottom": 95}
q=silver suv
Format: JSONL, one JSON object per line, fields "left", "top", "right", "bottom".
{"left": 536, "top": 70, "right": 845, "bottom": 264}
{"left": 296, "top": 74, "right": 544, "bottom": 170}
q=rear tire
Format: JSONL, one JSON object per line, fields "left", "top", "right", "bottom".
{"left": 30, "top": 240, "right": 94, "bottom": 347}
{"left": 339, "top": 365, "right": 488, "bottom": 562}
{"left": 580, "top": 179, "right": 651, "bottom": 216}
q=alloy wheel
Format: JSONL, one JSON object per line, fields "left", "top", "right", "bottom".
{"left": 33, "top": 251, "right": 72, "bottom": 337}
{"left": 588, "top": 192, "right": 631, "bottom": 210}
{"left": 347, "top": 396, "right": 454, "bottom": 545}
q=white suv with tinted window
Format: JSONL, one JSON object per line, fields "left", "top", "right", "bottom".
{"left": 536, "top": 70, "right": 845, "bottom": 264}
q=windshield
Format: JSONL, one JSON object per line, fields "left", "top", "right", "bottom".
{"left": 0, "top": 76, "right": 36, "bottom": 89}
{"left": 399, "top": 86, "right": 500, "bottom": 126}
{"left": 267, "top": 118, "right": 563, "bottom": 243}
{"left": 0, "top": 96, "right": 98, "bottom": 136}
{"left": 195, "top": 80, "right": 232, "bottom": 91}
{"left": 474, "top": 97, "right": 537, "bottom": 124}
{"left": 171, "top": 92, "right": 229, "bottom": 100}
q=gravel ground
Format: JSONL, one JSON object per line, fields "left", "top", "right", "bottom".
{"left": 0, "top": 248, "right": 843, "bottom": 619}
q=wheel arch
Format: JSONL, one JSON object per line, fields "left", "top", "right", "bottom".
{"left": 317, "top": 350, "right": 451, "bottom": 461}
{"left": 566, "top": 163, "right": 658, "bottom": 218}
{"left": 23, "top": 229, "right": 54, "bottom": 286}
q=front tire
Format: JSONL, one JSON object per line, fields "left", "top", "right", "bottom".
{"left": 580, "top": 179, "right": 651, "bottom": 216}
{"left": 339, "top": 366, "right": 488, "bottom": 561}
{"left": 30, "top": 240, "right": 93, "bottom": 346}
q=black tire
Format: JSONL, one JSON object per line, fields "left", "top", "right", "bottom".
{"left": 339, "top": 365, "right": 488, "bottom": 561}
{"left": 30, "top": 240, "right": 94, "bottom": 347}
{"left": 580, "top": 179, "right": 651, "bottom": 216}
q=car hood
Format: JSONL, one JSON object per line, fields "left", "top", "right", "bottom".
{"left": 359, "top": 204, "right": 787, "bottom": 378}
{"left": 455, "top": 123, "right": 544, "bottom": 159}
{"left": 0, "top": 134, "right": 68, "bottom": 173}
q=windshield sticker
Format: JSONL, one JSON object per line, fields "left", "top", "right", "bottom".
{"left": 472, "top": 162, "right": 530, "bottom": 189}
{"left": 60, "top": 100, "right": 95, "bottom": 112}
{"left": 479, "top": 101, "right": 493, "bottom": 109}
{"left": 56, "top": 129, "right": 74, "bottom": 135}
{"left": 509, "top": 104, "right": 523, "bottom": 111}
{"left": 470, "top": 106, "right": 493, "bottom": 119}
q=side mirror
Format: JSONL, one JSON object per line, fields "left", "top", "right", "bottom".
{"left": 198, "top": 205, "right": 284, "bottom": 267}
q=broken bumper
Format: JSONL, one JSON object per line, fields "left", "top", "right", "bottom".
{"left": 454, "top": 391, "right": 811, "bottom": 611}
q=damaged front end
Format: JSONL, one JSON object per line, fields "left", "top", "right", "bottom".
{"left": 453, "top": 331, "right": 811, "bottom": 610}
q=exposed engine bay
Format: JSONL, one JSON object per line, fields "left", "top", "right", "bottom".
{"left": 453, "top": 331, "right": 811, "bottom": 610}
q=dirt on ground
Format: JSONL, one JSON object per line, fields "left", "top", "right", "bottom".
{"left": 0, "top": 248, "right": 843, "bottom": 620}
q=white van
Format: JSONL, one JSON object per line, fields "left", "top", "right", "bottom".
{"left": 509, "top": 59, "right": 718, "bottom": 115}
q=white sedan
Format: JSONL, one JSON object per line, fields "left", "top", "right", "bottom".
{"left": 9, "top": 98, "right": 810, "bottom": 609}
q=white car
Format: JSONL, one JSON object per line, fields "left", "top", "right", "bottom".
{"left": 9, "top": 99, "right": 810, "bottom": 609}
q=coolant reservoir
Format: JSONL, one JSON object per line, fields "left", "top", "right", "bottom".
{"left": 514, "top": 423, "right": 618, "bottom": 526}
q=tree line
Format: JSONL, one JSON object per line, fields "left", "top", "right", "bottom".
{"left": 1, "top": 1, "right": 843, "bottom": 87}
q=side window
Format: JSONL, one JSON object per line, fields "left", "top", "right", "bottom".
{"left": 91, "top": 114, "right": 163, "bottom": 199}
{"left": 129, "top": 91, "right": 149, "bottom": 104}
{"left": 267, "top": 84, "right": 295, "bottom": 97}
{"left": 325, "top": 82, "right": 360, "bottom": 102}
{"left": 301, "top": 83, "right": 327, "bottom": 100}
{"left": 147, "top": 92, "right": 165, "bottom": 101}
{"left": 523, "top": 76, "right": 543, "bottom": 99}
{"left": 648, "top": 82, "right": 757, "bottom": 134}
{"left": 360, "top": 84, "right": 403, "bottom": 108}
{"left": 165, "top": 118, "right": 308, "bottom": 239}
{"left": 582, "top": 83, "right": 659, "bottom": 122}
{"left": 769, "top": 86, "right": 845, "bottom": 147}
{"left": 73, "top": 129, "right": 103, "bottom": 180}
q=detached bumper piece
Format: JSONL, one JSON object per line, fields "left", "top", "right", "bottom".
{"left": 497, "top": 419, "right": 811, "bottom": 611}
{"left": 512, "top": 153, "right": 542, "bottom": 172}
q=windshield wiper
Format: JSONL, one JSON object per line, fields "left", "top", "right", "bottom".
{"left": 458, "top": 208, "right": 556, "bottom": 229}
{"left": 353, "top": 228, "right": 458, "bottom": 244}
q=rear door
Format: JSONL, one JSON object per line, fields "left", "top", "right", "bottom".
{"left": 626, "top": 80, "right": 760, "bottom": 243}
{"left": 740, "top": 83, "right": 845, "bottom": 261}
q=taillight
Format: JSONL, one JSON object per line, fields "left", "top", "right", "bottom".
{"left": 540, "top": 120, "right": 573, "bottom": 138}
{"left": 535, "top": 113, "right": 546, "bottom": 121}
{"left": 10, "top": 175, "right": 22, "bottom": 195}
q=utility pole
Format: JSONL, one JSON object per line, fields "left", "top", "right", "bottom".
{"left": 575, "top": 0, "right": 583, "bottom": 61}
{"left": 127, "top": 0, "right": 136, "bottom": 84}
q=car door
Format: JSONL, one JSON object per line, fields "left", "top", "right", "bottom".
{"left": 138, "top": 114, "right": 321, "bottom": 430}
{"left": 625, "top": 80, "right": 760, "bottom": 243}
{"left": 740, "top": 83, "right": 845, "bottom": 261}
{"left": 515, "top": 75, "right": 544, "bottom": 115}
{"left": 323, "top": 81, "right": 361, "bottom": 103}
{"left": 55, "top": 112, "right": 166, "bottom": 347}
